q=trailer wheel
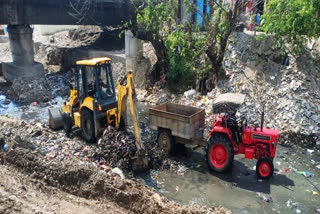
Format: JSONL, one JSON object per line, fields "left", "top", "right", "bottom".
{"left": 256, "top": 157, "right": 274, "bottom": 179}
{"left": 62, "top": 113, "right": 72, "bottom": 134}
{"left": 81, "top": 109, "right": 96, "bottom": 143}
{"left": 207, "top": 135, "right": 234, "bottom": 172}
{"left": 158, "top": 129, "right": 173, "bottom": 155}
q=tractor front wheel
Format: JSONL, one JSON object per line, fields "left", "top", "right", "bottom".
{"left": 81, "top": 109, "right": 96, "bottom": 143}
{"left": 207, "top": 135, "right": 234, "bottom": 172}
{"left": 256, "top": 157, "right": 274, "bottom": 179}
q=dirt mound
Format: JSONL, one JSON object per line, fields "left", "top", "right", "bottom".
{"left": 9, "top": 77, "right": 51, "bottom": 102}
{"left": 68, "top": 26, "right": 102, "bottom": 46}
{"left": 0, "top": 142, "right": 228, "bottom": 214}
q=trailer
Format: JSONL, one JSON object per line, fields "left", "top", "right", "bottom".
{"left": 149, "top": 102, "right": 206, "bottom": 154}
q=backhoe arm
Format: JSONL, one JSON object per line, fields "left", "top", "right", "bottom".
{"left": 116, "top": 71, "right": 148, "bottom": 172}
{"left": 116, "top": 71, "right": 143, "bottom": 150}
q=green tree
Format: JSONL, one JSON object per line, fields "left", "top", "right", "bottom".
{"left": 262, "top": 0, "right": 320, "bottom": 53}
{"left": 127, "top": 0, "right": 241, "bottom": 91}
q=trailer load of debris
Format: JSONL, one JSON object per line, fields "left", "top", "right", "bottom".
{"left": 212, "top": 93, "right": 246, "bottom": 114}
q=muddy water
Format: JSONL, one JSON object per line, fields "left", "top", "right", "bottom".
{"left": 148, "top": 145, "right": 320, "bottom": 214}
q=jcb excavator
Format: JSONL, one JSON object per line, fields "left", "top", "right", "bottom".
{"left": 49, "top": 57, "right": 148, "bottom": 172}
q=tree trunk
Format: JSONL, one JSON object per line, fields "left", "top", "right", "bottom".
{"left": 205, "top": 0, "right": 240, "bottom": 84}
{"left": 131, "top": 27, "right": 168, "bottom": 83}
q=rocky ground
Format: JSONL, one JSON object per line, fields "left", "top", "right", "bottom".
{"left": 0, "top": 116, "right": 229, "bottom": 214}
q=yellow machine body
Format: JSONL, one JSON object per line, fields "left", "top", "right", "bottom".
{"left": 58, "top": 57, "right": 147, "bottom": 171}
{"left": 62, "top": 57, "right": 142, "bottom": 148}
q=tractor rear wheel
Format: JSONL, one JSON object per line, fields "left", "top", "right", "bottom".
{"left": 207, "top": 135, "right": 234, "bottom": 172}
{"left": 158, "top": 129, "right": 174, "bottom": 156}
{"left": 81, "top": 109, "right": 96, "bottom": 143}
{"left": 256, "top": 157, "right": 274, "bottom": 179}
{"left": 62, "top": 113, "right": 72, "bottom": 134}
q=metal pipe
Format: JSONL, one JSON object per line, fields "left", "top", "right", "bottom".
{"left": 261, "top": 103, "right": 264, "bottom": 132}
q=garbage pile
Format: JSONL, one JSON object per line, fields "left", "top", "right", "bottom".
{"left": 93, "top": 126, "right": 137, "bottom": 173}
{"left": 218, "top": 32, "right": 320, "bottom": 138}
{"left": 93, "top": 125, "right": 172, "bottom": 174}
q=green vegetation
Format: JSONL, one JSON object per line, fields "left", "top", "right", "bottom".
{"left": 127, "top": 0, "right": 240, "bottom": 92}
{"left": 262, "top": 0, "right": 320, "bottom": 53}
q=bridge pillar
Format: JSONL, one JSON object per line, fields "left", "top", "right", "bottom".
{"left": 125, "top": 30, "right": 143, "bottom": 72}
{"left": 2, "top": 24, "right": 44, "bottom": 83}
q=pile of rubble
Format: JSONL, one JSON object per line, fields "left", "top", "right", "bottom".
{"left": 220, "top": 32, "right": 320, "bottom": 138}
{"left": 9, "top": 77, "right": 51, "bottom": 102}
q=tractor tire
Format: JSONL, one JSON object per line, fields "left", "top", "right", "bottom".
{"left": 62, "top": 113, "right": 72, "bottom": 134}
{"left": 158, "top": 129, "right": 174, "bottom": 156}
{"left": 81, "top": 109, "right": 96, "bottom": 143}
{"left": 207, "top": 135, "right": 234, "bottom": 173}
{"left": 256, "top": 157, "right": 274, "bottom": 179}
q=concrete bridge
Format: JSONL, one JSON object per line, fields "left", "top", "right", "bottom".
{"left": 0, "top": 0, "right": 134, "bottom": 82}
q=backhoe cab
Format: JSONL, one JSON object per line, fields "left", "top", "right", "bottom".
{"left": 60, "top": 57, "right": 147, "bottom": 172}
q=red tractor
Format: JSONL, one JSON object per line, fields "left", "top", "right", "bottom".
{"left": 207, "top": 93, "right": 279, "bottom": 179}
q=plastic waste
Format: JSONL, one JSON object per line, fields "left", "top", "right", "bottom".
{"left": 3, "top": 144, "right": 8, "bottom": 151}
{"left": 183, "top": 89, "right": 196, "bottom": 99}
{"left": 112, "top": 167, "right": 125, "bottom": 179}
{"left": 296, "top": 171, "right": 313, "bottom": 178}
{"left": 307, "top": 149, "right": 314, "bottom": 154}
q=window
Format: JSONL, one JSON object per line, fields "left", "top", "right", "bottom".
{"left": 98, "top": 64, "right": 114, "bottom": 99}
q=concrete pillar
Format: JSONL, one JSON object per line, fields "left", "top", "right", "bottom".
{"left": 2, "top": 24, "right": 44, "bottom": 83}
{"left": 125, "top": 30, "right": 143, "bottom": 72}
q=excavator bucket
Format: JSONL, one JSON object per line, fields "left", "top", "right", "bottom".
{"left": 132, "top": 149, "right": 149, "bottom": 173}
{"left": 48, "top": 107, "right": 64, "bottom": 130}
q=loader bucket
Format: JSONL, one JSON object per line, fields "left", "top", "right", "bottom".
{"left": 48, "top": 107, "right": 63, "bottom": 130}
{"left": 132, "top": 149, "right": 149, "bottom": 173}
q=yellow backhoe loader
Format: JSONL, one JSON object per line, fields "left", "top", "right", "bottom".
{"left": 49, "top": 57, "right": 148, "bottom": 172}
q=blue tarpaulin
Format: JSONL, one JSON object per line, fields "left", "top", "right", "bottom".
{"left": 193, "top": 0, "right": 210, "bottom": 27}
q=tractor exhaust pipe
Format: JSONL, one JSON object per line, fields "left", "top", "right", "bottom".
{"left": 261, "top": 103, "right": 265, "bottom": 132}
